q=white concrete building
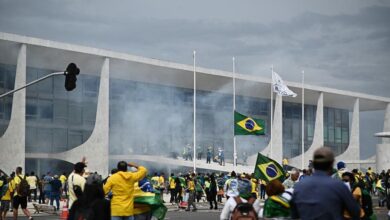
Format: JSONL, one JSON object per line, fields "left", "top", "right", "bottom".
{"left": 0, "top": 32, "right": 389, "bottom": 176}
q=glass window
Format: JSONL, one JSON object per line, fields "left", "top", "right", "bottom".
{"left": 83, "top": 76, "right": 99, "bottom": 98}
{"left": 53, "top": 99, "right": 68, "bottom": 123}
{"left": 36, "top": 128, "right": 52, "bottom": 152}
{"left": 68, "top": 130, "right": 83, "bottom": 148}
{"left": 68, "top": 103, "right": 82, "bottom": 126}
{"left": 53, "top": 128, "right": 67, "bottom": 152}
{"left": 26, "top": 99, "right": 38, "bottom": 120}
{"left": 39, "top": 99, "right": 53, "bottom": 121}
{"left": 342, "top": 128, "right": 349, "bottom": 144}
{"left": 37, "top": 70, "right": 54, "bottom": 94}
{"left": 53, "top": 76, "right": 67, "bottom": 98}
{"left": 83, "top": 102, "right": 97, "bottom": 125}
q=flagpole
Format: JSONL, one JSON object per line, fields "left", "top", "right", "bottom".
{"left": 301, "top": 70, "right": 305, "bottom": 170}
{"left": 193, "top": 50, "right": 197, "bottom": 173}
{"left": 233, "top": 56, "right": 237, "bottom": 170}
{"left": 270, "top": 65, "right": 274, "bottom": 159}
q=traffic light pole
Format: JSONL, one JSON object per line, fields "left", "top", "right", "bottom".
{"left": 0, "top": 72, "right": 64, "bottom": 99}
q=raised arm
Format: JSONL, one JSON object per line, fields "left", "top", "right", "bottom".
{"left": 128, "top": 162, "right": 147, "bottom": 182}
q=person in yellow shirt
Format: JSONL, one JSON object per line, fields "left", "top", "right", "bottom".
{"left": 26, "top": 172, "right": 37, "bottom": 202}
{"left": 0, "top": 177, "right": 12, "bottom": 220}
{"left": 185, "top": 174, "right": 197, "bottom": 212}
{"left": 9, "top": 167, "right": 33, "bottom": 220}
{"left": 169, "top": 173, "right": 176, "bottom": 204}
{"left": 158, "top": 173, "right": 165, "bottom": 202}
{"left": 59, "top": 172, "right": 67, "bottom": 196}
{"left": 250, "top": 177, "right": 258, "bottom": 199}
{"left": 103, "top": 161, "right": 147, "bottom": 220}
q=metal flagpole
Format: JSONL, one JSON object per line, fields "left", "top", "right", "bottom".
{"left": 233, "top": 57, "right": 237, "bottom": 170}
{"left": 193, "top": 50, "right": 197, "bottom": 173}
{"left": 270, "top": 65, "right": 274, "bottom": 158}
{"left": 301, "top": 70, "right": 305, "bottom": 170}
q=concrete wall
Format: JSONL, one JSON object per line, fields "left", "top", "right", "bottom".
{"left": 377, "top": 103, "right": 390, "bottom": 172}
{"left": 0, "top": 44, "right": 26, "bottom": 174}
{"left": 52, "top": 58, "right": 110, "bottom": 177}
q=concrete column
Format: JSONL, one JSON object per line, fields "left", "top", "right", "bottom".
{"left": 54, "top": 58, "right": 110, "bottom": 177}
{"left": 0, "top": 44, "right": 26, "bottom": 174}
{"left": 377, "top": 103, "right": 390, "bottom": 172}
{"left": 289, "top": 92, "right": 323, "bottom": 168}
{"left": 336, "top": 98, "right": 360, "bottom": 166}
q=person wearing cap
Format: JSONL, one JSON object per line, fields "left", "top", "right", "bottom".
{"left": 49, "top": 175, "right": 62, "bottom": 211}
{"left": 332, "top": 161, "right": 347, "bottom": 180}
{"left": 291, "top": 147, "right": 360, "bottom": 220}
{"left": 103, "top": 161, "right": 147, "bottom": 220}
{"left": 67, "top": 161, "right": 87, "bottom": 209}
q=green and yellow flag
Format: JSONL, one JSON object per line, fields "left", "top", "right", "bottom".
{"left": 254, "top": 153, "right": 285, "bottom": 183}
{"left": 234, "top": 111, "right": 265, "bottom": 135}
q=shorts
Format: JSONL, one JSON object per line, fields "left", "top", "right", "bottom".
{"left": 0, "top": 200, "right": 10, "bottom": 211}
{"left": 13, "top": 195, "right": 27, "bottom": 209}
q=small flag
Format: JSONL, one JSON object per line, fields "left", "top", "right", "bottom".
{"left": 254, "top": 153, "right": 285, "bottom": 182}
{"left": 234, "top": 111, "right": 265, "bottom": 135}
{"left": 272, "top": 71, "right": 297, "bottom": 97}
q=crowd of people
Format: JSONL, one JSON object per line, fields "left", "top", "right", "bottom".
{"left": 1, "top": 147, "right": 390, "bottom": 219}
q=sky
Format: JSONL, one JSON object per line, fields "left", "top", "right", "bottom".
{"left": 0, "top": 0, "right": 389, "bottom": 159}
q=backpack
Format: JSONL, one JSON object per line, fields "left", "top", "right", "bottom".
{"left": 353, "top": 186, "right": 373, "bottom": 217}
{"left": 231, "top": 197, "right": 258, "bottom": 220}
{"left": 16, "top": 175, "right": 30, "bottom": 197}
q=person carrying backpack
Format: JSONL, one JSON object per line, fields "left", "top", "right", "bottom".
{"left": 0, "top": 177, "right": 12, "bottom": 220}
{"left": 9, "top": 167, "right": 33, "bottom": 220}
{"left": 220, "top": 178, "right": 260, "bottom": 220}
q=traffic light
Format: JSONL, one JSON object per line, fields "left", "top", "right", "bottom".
{"left": 64, "top": 63, "right": 80, "bottom": 91}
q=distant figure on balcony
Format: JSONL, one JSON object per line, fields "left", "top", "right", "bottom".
{"left": 206, "top": 146, "right": 212, "bottom": 164}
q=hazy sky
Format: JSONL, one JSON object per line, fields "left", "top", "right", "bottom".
{"left": 0, "top": 0, "right": 389, "bottom": 158}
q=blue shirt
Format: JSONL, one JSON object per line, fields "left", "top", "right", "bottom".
{"left": 291, "top": 170, "right": 360, "bottom": 220}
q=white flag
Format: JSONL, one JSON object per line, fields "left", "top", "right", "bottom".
{"left": 272, "top": 71, "right": 297, "bottom": 97}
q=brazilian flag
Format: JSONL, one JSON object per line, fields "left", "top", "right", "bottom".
{"left": 134, "top": 186, "right": 167, "bottom": 220}
{"left": 254, "top": 153, "right": 285, "bottom": 183}
{"left": 234, "top": 111, "right": 265, "bottom": 135}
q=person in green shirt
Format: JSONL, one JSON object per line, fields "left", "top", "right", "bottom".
{"left": 263, "top": 179, "right": 291, "bottom": 218}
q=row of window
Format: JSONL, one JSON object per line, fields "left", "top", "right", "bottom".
{"left": 0, "top": 63, "right": 350, "bottom": 158}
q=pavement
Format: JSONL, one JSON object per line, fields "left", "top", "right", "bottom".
{"left": 3, "top": 194, "right": 390, "bottom": 219}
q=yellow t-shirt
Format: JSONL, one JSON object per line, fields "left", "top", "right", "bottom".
{"left": 188, "top": 180, "right": 195, "bottom": 191}
{"left": 10, "top": 175, "right": 25, "bottom": 197}
{"left": 1, "top": 185, "right": 11, "bottom": 201}
{"left": 251, "top": 180, "right": 257, "bottom": 193}
{"left": 158, "top": 176, "right": 165, "bottom": 188}
{"left": 59, "top": 175, "right": 67, "bottom": 184}
{"left": 169, "top": 177, "right": 176, "bottom": 189}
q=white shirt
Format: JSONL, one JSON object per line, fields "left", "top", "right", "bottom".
{"left": 220, "top": 197, "right": 261, "bottom": 220}
{"left": 26, "top": 176, "right": 37, "bottom": 190}
{"left": 67, "top": 172, "right": 86, "bottom": 209}
{"left": 223, "top": 178, "right": 239, "bottom": 197}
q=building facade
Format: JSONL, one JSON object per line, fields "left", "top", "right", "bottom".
{"left": 0, "top": 32, "right": 389, "bottom": 176}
